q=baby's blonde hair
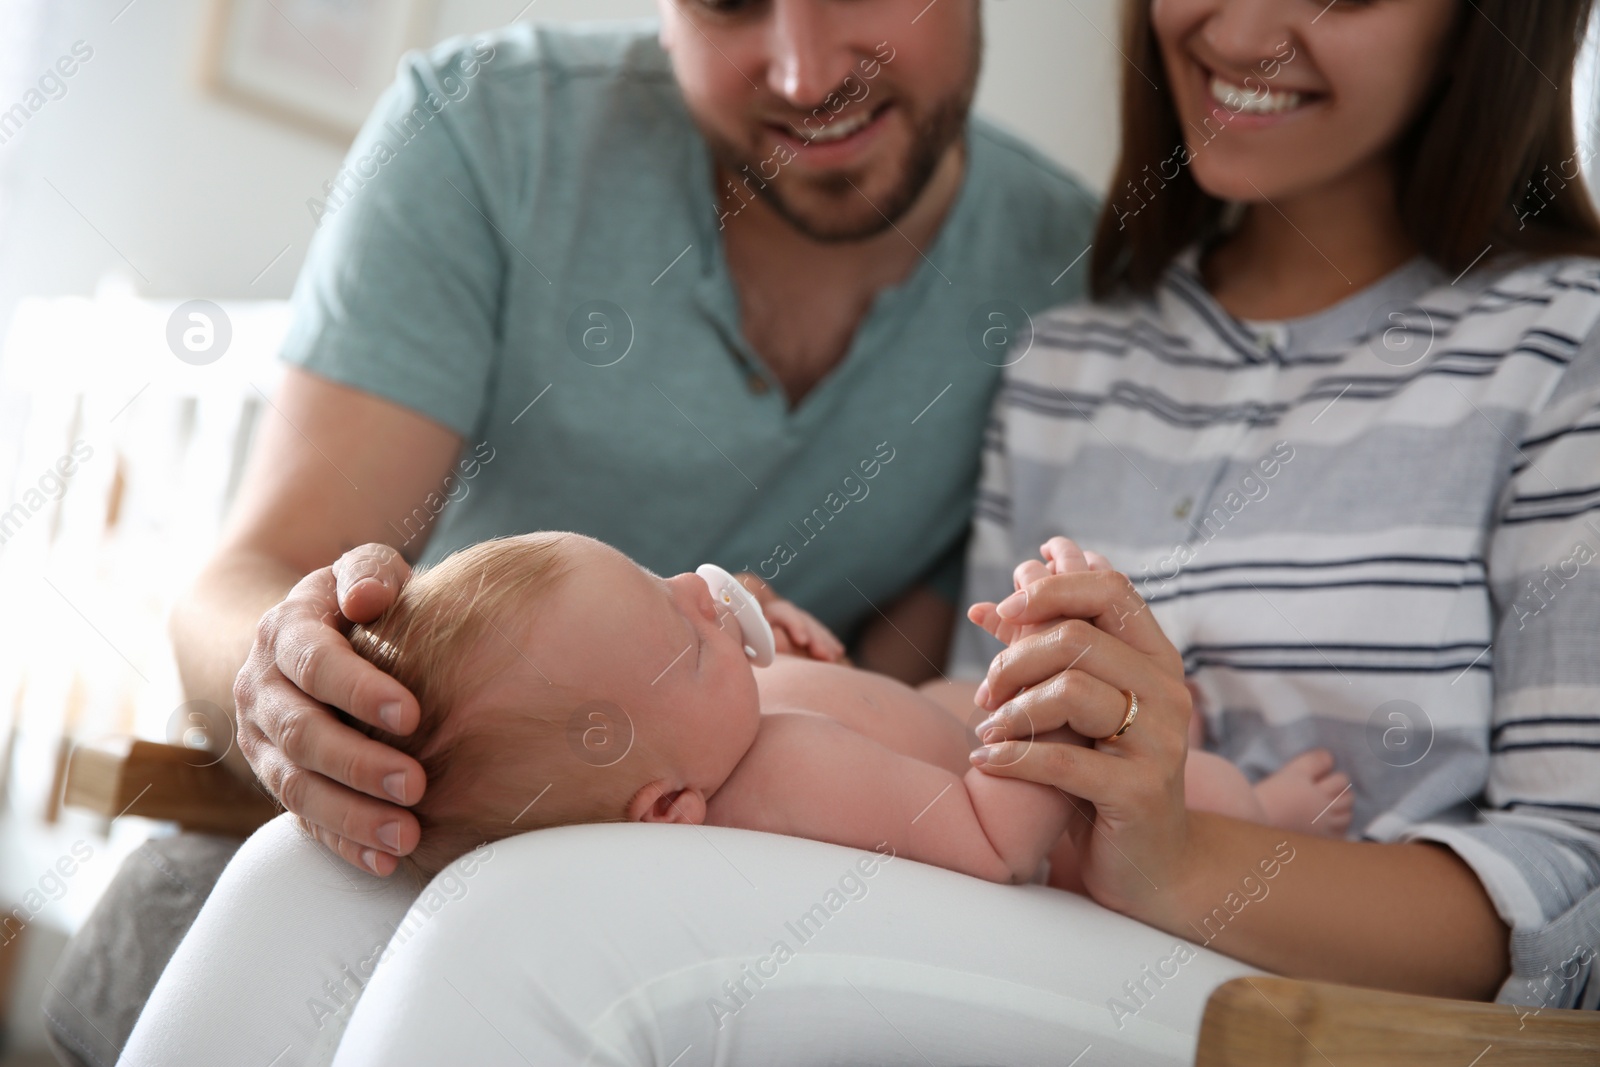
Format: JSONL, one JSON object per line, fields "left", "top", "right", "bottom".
{"left": 349, "top": 533, "right": 634, "bottom": 884}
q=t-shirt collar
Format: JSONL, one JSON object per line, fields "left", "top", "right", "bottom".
{"left": 1166, "top": 244, "right": 1449, "bottom": 362}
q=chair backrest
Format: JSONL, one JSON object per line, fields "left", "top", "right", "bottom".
{"left": 0, "top": 295, "right": 290, "bottom": 821}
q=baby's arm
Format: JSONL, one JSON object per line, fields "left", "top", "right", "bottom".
{"left": 716, "top": 711, "right": 1071, "bottom": 884}
{"left": 735, "top": 572, "right": 847, "bottom": 662}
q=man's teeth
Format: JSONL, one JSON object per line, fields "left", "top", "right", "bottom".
{"left": 1211, "top": 75, "right": 1303, "bottom": 115}
{"left": 797, "top": 107, "right": 877, "bottom": 143}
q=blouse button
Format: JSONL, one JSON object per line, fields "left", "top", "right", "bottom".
{"left": 1174, "top": 497, "right": 1193, "bottom": 519}
{"left": 747, "top": 374, "right": 769, "bottom": 395}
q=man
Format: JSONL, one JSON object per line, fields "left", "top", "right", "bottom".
{"left": 45, "top": 2, "right": 1095, "bottom": 1062}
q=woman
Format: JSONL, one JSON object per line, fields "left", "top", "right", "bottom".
{"left": 962, "top": 0, "right": 1600, "bottom": 1008}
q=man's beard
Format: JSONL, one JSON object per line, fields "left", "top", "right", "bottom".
{"left": 707, "top": 87, "right": 975, "bottom": 245}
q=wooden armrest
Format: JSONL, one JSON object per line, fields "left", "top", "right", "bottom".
{"left": 1197, "top": 976, "right": 1600, "bottom": 1066}
{"left": 63, "top": 736, "right": 280, "bottom": 838}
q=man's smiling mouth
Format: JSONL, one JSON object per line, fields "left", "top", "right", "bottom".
{"left": 772, "top": 101, "right": 892, "bottom": 146}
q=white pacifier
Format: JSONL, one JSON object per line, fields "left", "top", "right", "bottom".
{"left": 696, "top": 564, "right": 776, "bottom": 668}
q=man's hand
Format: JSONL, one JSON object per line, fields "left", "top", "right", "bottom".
{"left": 234, "top": 544, "right": 426, "bottom": 875}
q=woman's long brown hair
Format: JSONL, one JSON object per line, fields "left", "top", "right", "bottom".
{"left": 1090, "top": 0, "right": 1600, "bottom": 299}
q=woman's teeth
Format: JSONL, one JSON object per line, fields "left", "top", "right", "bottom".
{"left": 795, "top": 106, "right": 877, "bottom": 144}
{"left": 1211, "top": 75, "right": 1304, "bottom": 115}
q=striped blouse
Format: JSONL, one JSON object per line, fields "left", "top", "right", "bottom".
{"left": 951, "top": 249, "right": 1600, "bottom": 1010}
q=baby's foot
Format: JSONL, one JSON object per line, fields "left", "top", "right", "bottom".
{"left": 1253, "top": 749, "right": 1353, "bottom": 837}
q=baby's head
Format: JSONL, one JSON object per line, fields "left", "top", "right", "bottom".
{"left": 349, "top": 532, "right": 763, "bottom": 883}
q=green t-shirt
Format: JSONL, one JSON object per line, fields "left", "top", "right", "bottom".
{"left": 282, "top": 21, "right": 1098, "bottom": 641}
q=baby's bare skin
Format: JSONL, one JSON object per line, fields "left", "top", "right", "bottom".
{"left": 753, "top": 657, "right": 978, "bottom": 774}
{"left": 485, "top": 535, "right": 1348, "bottom": 889}
{"left": 487, "top": 536, "right": 1073, "bottom": 885}
{"left": 704, "top": 655, "right": 1070, "bottom": 883}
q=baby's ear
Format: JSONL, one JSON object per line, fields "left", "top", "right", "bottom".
{"left": 627, "top": 781, "right": 707, "bottom": 826}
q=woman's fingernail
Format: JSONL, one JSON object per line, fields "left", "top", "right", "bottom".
{"left": 379, "top": 701, "right": 403, "bottom": 730}
{"left": 981, "top": 726, "right": 1004, "bottom": 745}
{"left": 383, "top": 772, "right": 407, "bottom": 802}
{"left": 361, "top": 848, "right": 382, "bottom": 874}
{"left": 970, "top": 746, "right": 996, "bottom": 767}
{"left": 377, "top": 822, "right": 401, "bottom": 851}
{"left": 996, "top": 595, "right": 1024, "bottom": 619}
{"left": 974, "top": 680, "right": 990, "bottom": 706}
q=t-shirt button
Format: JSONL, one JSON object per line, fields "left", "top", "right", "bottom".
{"left": 747, "top": 374, "right": 769, "bottom": 395}
{"left": 1174, "top": 497, "right": 1193, "bottom": 519}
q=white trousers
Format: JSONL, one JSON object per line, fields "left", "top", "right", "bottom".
{"left": 330, "top": 823, "right": 1261, "bottom": 1067}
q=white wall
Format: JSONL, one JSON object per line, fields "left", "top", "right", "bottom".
{"left": 0, "top": 0, "right": 1119, "bottom": 319}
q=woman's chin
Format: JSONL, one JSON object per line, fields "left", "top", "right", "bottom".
{"left": 1187, "top": 159, "right": 1311, "bottom": 208}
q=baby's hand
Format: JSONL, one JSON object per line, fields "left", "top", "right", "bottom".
{"left": 967, "top": 536, "right": 1113, "bottom": 646}
{"left": 764, "top": 598, "right": 848, "bottom": 663}
{"left": 734, "top": 573, "right": 848, "bottom": 663}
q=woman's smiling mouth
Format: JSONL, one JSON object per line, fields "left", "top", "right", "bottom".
{"left": 1209, "top": 74, "right": 1305, "bottom": 114}
{"left": 1193, "top": 59, "right": 1326, "bottom": 128}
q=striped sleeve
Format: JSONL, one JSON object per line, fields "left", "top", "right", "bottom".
{"left": 1404, "top": 323, "right": 1600, "bottom": 1010}
{"left": 949, "top": 415, "right": 1018, "bottom": 679}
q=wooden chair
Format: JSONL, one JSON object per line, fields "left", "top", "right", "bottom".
{"left": 62, "top": 736, "right": 278, "bottom": 838}
{"left": 1196, "top": 976, "right": 1600, "bottom": 1065}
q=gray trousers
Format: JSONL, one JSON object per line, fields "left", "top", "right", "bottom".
{"left": 42, "top": 833, "right": 240, "bottom": 1067}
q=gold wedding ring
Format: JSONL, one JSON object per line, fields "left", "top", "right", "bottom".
{"left": 1108, "top": 690, "right": 1139, "bottom": 740}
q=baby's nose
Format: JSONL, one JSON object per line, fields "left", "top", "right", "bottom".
{"left": 667, "top": 571, "right": 718, "bottom": 622}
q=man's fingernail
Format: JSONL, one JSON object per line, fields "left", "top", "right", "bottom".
{"left": 361, "top": 848, "right": 382, "bottom": 873}
{"left": 981, "top": 726, "right": 1004, "bottom": 745}
{"left": 974, "top": 681, "right": 990, "bottom": 706}
{"left": 377, "top": 822, "right": 401, "bottom": 851}
{"left": 383, "top": 772, "right": 407, "bottom": 802}
{"left": 379, "top": 701, "right": 403, "bottom": 730}
{"left": 996, "top": 595, "right": 1024, "bottom": 619}
{"left": 970, "top": 746, "right": 995, "bottom": 767}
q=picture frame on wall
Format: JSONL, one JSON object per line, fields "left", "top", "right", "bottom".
{"left": 201, "top": 0, "right": 436, "bottom": 140}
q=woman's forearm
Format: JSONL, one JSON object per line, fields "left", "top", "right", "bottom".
{"left": 1138, "top": 811, "right": 1509, "bottom": 1000}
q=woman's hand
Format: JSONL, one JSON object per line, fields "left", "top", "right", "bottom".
{"left": 967, "top": 549, "right": 1195, "bottom": 916}
{"left": 234, "top": 544, "right": 425, "bottom": 875}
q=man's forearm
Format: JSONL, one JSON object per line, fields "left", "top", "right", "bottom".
{"left": 855, "top": 584, "right": 955, "bottom": 685}
{"left": 1139, "top": 811, "right": 1509, "bottom": 1000}
{"left": 168, "top": 548, "right": 302, "bottom": 778}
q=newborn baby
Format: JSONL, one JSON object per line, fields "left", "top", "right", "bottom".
{"left": 349, "top": 532, "right": 1350, "bottom": 884}
{"left": 349, "top": 531, "right": 1072, "bottom": 882}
